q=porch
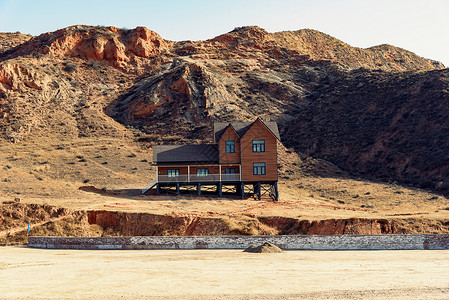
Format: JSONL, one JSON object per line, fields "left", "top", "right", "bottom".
{"left": 156, "top": 164, "right": 242, "bottom": 184}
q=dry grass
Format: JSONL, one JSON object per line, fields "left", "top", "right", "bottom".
{"left": 1, "top": 134, "right": 449, "bottom": 243}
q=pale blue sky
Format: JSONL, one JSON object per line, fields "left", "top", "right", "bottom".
{"left": 1, "top": 0, "right": 448, "bottom": 66}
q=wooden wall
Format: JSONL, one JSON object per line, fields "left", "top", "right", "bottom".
{"left": 158, "top": 165, "right": 240, "bottom": 175}
{"left": 190, "top": 166, "right": 220, "bottom": 174}
{"left": 240, "top": 119, "right": 277, "bottom": 181}
{"left": 158, "top": 166, "right": 188, "bottom": 175}
{"left": 218, "top": 125, "right": 241, "bottom": 164}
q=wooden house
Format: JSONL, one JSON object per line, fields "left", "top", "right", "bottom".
{"left": 142, "top": 118, "right": 280, "bottom": 200}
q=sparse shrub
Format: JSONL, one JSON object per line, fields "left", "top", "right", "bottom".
{"left": 87, "top": 60, "right": 102, "bottom": 69}
{"left": 64, "top": 62, "right": 78, "bottom": 72}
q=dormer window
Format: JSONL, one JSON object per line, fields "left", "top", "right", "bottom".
{"left": 252, "top": 140, "right": 265, "bottom": 152}
{"left": 225, "top": 141, "right": 235, "bottom": 153}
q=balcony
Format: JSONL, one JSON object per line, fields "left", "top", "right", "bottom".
{"left": 157, "top": 173, "right": 241, "bottom": 183}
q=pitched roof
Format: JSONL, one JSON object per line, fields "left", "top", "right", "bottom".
{"left": 214, "top": 119, "right": 281, "bottom": 142}
{"left": 153, "top": 144, "right": 219, "bottom": 164}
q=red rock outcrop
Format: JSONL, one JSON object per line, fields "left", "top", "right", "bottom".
{"left": 0, "top": 63, "right": 41, "bottom": 92}
{"left": 2, "top": 26, "right": 173, "bottom": 71}
{"left": 259, "top": 217, "right": 398, "bottom": 235}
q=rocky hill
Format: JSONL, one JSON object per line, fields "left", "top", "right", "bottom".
{"left": 0, "top": 25, "right": 448, "bottom": 193}
{"left": 0, "top": 32, "right": 31, "bottom": 52}
{"left": 284, "top": 67, "right": 449, "bottom": 191}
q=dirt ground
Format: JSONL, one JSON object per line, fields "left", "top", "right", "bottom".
{"left": 1, "top": 247, "right": 449, "bottom": 299}
{"left": 1, "top": 136, "right": 449, "bottom": 221}
{"left": 2, "top": 136, "right": 449, "bottom": 242}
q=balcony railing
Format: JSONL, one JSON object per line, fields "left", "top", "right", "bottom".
{"left": 157, "top": 173, "right": 241, "bottom": 183}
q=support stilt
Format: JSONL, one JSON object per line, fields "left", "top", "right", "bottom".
{"left": 236, "top": 184, "right": 242, "bottom": 195}
{"left": 156, "top": 184, "right": 160, "bottom": 195}
{"left": 198, "top": 183, "right": 201, "bottom": 196}
{"left": 241, "top": 182, "right": 245, "bottom": 199}
{"left": 274, "top": 181, "right": 279, "bottom": 201}
{"left": 218, "top": 183, "right": 222, "bottom": 198}
{"left": 257, "top": 182, "right": 261, "bottom": 200}
{"left": 176, "top": 183, "right": 180, "bottom": 195}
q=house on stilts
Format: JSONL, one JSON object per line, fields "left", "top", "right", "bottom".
{"left": 142, "top": 118, "right": 280, "bottom": 201}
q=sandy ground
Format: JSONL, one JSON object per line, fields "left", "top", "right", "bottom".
{"left": 1, "top": 247, "right": 449, "bottom": 299}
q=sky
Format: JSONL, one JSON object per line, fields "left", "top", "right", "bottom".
{"left": 0, "top": 0, "right": 448, "bottom": 66}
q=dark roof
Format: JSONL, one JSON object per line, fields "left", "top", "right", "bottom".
{"left": 153, "top": 145, "right": 219, "bottom": 164}
{"left": 214, "top": 119, "right": 281, "bottom": 142}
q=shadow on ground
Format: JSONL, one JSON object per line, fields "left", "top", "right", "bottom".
{"left": 78, "top": 185, "right": 251, "bottom": 201}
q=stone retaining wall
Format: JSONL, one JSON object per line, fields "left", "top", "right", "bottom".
{"left": 28, "top": 234, "right": 449, "bottom": 250}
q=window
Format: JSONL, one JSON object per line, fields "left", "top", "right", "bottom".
{"left": 252, "top": 140, "right": 265, "bottom": 152}
{"left": 167, "top": 169, "right": 180, "bottom": 177}
{"left": 225, "top": 141, "right": 235, "bottom": 153}
{"left": 197, "top": 168, "right": 209, "bottom": 177}
{"left": 225, "top": 168, "right": 235, "bottom": 174}
{"left": 253, "top": 162, "right": 266, "bottom": 175}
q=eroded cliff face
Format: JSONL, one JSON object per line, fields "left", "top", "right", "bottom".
{"left": 86, "top": 210, "right": 436, "bottom": 236}
{"left": 3, "top": 201, "right": 449, "bottom": 245}
{"left": 1, "top": 26, "right": 172, "bottom": 72}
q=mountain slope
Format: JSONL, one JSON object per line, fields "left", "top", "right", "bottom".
{"left": 284, "top": 68, "right": 449, "bottom": 191}
{"left": 0, "top": 25, "right": 448, "bottom": 194}
{"left": 272, "top": 29, "right": 444, "bottom": 71}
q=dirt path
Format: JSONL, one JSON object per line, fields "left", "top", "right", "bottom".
{"left": 1, "top": 247, "right": 449, "bottom": 299}
{"left": 0, "top": 215, "right": 71, "bottom": 238}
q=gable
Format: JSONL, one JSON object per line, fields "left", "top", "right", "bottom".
{"left": 214, "top": 119, "right": 280, "bottom": 142}
{"left": 217, "top": 124, "right": 239, "bottom": 143}
{"left": 242, "top": 119, "right": 277, "bottom": 140}
{"left": 240, "top": 118, "right": 280, "bottom": 142}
